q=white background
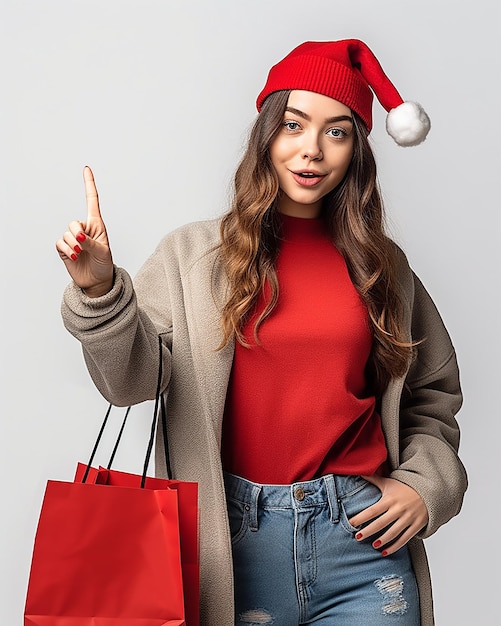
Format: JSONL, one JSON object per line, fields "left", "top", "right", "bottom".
{"left": 2, "top": 0, "right": 499, "bottom": 623}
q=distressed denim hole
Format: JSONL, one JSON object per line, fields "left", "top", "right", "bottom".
{"left": 238, "top": 608, "right": 274, "bottom": 624}
{"left": 374, "top": 575, "right": 409, "bottom": 616}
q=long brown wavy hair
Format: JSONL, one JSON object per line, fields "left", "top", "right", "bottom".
{"left": 218, "top": 90, "right": 414, "bottom": 393}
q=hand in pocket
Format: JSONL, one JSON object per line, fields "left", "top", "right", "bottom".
{"left": 349, "top": 475, "right": 429, "bottom": 556}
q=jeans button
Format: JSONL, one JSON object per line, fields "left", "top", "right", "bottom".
{"left": 294, "top": 487, "right": 305, "bottom": 501}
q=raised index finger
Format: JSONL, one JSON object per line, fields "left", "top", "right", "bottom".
{"left": 83, "top": 166, "right": 101, "bottom": 220}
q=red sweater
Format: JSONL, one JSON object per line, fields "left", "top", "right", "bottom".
{"left": 221, "top": 214, "right": 387, "bottom": 484}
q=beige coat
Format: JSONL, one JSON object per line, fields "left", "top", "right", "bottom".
{"left": 62, "top": 218, "right": 467, "bottom": 626}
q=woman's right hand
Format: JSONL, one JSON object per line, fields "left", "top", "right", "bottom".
{"left": 56, "top": 166, "right": 114, "bottom": 298}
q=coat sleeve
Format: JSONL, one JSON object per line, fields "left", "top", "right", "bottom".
{"left": 61, "top": 240, "right": 174, "bottom": 407}
{"left": 389, "top": 273, "right": 467, "bottom": 538}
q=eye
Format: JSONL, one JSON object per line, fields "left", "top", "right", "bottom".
{"left": 283, "top": 120, "right": 301, "bottom": 132}
{"left": 326, "top": 127, "right": 348, "bottom": 139}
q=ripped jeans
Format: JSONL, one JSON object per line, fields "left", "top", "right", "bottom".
{"left": 224, "top": 472, "right": 420, "bottom": 626}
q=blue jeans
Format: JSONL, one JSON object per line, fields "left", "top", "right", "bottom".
{"left": 224, "top": 472, "right": 420, "bottom": 625}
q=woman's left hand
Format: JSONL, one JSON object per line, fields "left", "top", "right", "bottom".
{"left": 348, "top": 475, "right": 429, "bottom": 556}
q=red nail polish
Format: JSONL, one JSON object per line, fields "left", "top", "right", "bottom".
{"left": 76, "top": 232, "right": 86, "bottom": 243}
{"left": 70, "top": 253, "right": 77, "bottom": 261}
{"left": 74, "top": 245, "right": 81, "bottom": 253}
{"left": 381, "top": 550, "right": 388, "bottom": 557}
{"left": 355, "top": 533, "right": 363, "bottom": 540}
{"left": 373, "top": 540, "right": 382, "bottom": 548}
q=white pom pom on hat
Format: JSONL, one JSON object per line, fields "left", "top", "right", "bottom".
{"left": 257, "top": 39, "right": 431, "bottom": 147}
{"left": 386, "top": 101, "right": 431, "bottom": 147}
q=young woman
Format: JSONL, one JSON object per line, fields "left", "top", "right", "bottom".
{"left": 56, "top": 40, "right": 467, "bottom": 626}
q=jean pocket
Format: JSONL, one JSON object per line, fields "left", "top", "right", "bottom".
{"left": 226, "top": 496, "right": 250, "bottom": 546}
{"left": 339, "top": 479, "right": 382, "bottom": 534}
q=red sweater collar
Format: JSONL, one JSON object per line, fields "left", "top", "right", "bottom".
{"left": 280, "top": 212, "right": 326, "bottom": 242}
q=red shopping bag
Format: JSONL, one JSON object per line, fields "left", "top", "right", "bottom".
{"left": 24, "top": 476, "right": 186, "bottom": 626}
{"left": 25, "top": 337, "right": 199, "bottom": 626}
{"left": 73, "top": 464, "right": 199, "bottom": 626}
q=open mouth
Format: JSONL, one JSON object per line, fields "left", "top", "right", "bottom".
{"left": 294, "top": 170, "right": 325, "bottom": 178}
{"left": 290, "top": 170, "right": 326, "bottom": 186}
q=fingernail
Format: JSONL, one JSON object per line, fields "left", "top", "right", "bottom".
{"left": 381, "top": 550, "right": 388, "bottom": 557}
{"left": 70, "top": 253, "right": 78, "bottom": 261}
{"left": 76, "top": 233, "right": 86, "bottom": 243}
{"left": 74, "top": 245, "right": 82, "bottom": 253}
{"left": 373, "top": 540, "right": 382, "bottom": 548}
{"left": 355, "top": 533, "right": 363, "bottom": 540}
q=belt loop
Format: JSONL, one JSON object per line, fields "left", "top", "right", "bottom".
{"left": 324, "top": 475, "right": 340, "bottom": 523}
{"left": 249, "top": 483, "right": 261, "bottom": 531}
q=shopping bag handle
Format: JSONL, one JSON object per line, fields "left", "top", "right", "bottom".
{"left": 81, "top": 336, "right": 172, "bottom": 485}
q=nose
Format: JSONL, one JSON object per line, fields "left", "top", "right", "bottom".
{"left": 302, "top": 132, "right": 323, "bottom": 161}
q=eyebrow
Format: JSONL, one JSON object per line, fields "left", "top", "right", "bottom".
{"left": 285, "top": 106, "right": 353, "bottom": 124}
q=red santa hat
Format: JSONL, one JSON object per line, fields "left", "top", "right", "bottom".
{"left": 256, "top": 39, "right": 430, "bottom": 147}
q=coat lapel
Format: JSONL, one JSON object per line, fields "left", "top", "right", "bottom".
{"left": 184, "top": 247, "right": 234, "bottom": 446}
{"left": 380, "top": 255, "right": 415, "bottom": 470}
